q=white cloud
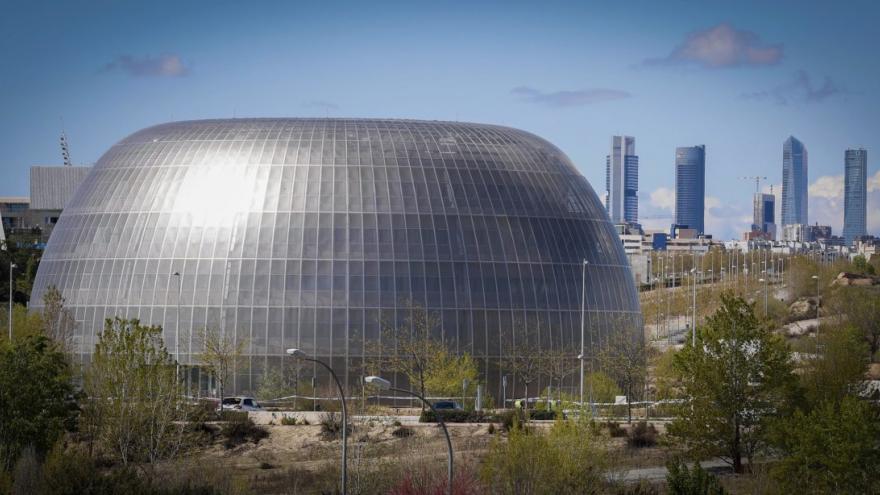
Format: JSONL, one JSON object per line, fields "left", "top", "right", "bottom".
{"left": 102, "top": 54, "right": 190, "bottom": 77}
{"left": 808, "top": 173, "right": 880, "bottom": 235}
{"left": 809, "top": 174, "right": 844, "bottom": 199}
{"left": 644, "top": 23, "right": 783, "bottom": 68}
{"left": 868, "top": 170, "right": 880, "bottom": 193}
{"left": 649, "top": 187, "right": 676, "bottom": 210}
{"left": 511, "top": 86, "right": 632, "bottom": 107}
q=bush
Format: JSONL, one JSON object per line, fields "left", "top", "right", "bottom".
{"left": 217, "top": 410, "right": 249, "bottom": 422}
{"left": 419, "top": 409, "right": 487, "bottom": 423}
{"left": 665, "top": 459, "right": 725, "bottom": 495}
{"left": 319, "top": 412, "right": 350, "bottom": 440}
{"left": 528, "top": 409, "right": 558, "bottom": 421}
{"left": 481, "top": 419, "right": 609, "bottom": 494}
{"left": 605, "top": 421, "right": 626, "bottom": 438}
{"left": 280, "top": 416, "right": 298, "bottom": 426}
{"left": 627, "top": 422, "right": 657, "bottom": 448}
{"left": 486, "top": 423, "right": 496, "bottom": 435}
{"left": 496, "top": 410, "right": 525, "bottom": 432}
{"left": 220, "top": 418, "right": 268, "bottom": 449}
{"left": 391, "top": 426, "right": 415, "bottom": 438}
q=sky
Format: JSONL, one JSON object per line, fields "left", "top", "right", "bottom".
{"left": 1, "top": 0, "right": 878, "bottom": 240}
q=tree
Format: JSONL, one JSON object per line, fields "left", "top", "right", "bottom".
{"left": 0, "top": 335, "right": 72, "bottom": 472}
{"left": 596, "top": 320, "right": 647, "bottom": 423}
{"left": 40, "top": 286, "right": 76, "bottom": 355}
{"left": 800, "top": 324, "right": 869, "bottom": 408}
{"left": 374, "top": 303, "right": 446, "bottom": 408}
{"left": 770, "top": 396, "right": 880, "bottom": 494}
{"left": 667, "top": 295, "right": 798, "bottom": 473}
{"left": 502, "top": 329, "right": 544, "bottom": 417}
{"left": 851, "top": 254, "right": 876, "bottom": 275}
{"left": 82, "top": 318, "right": 187, "bottom": 465}
{"left": 198, "top": 327, "right": 247, "bottom": 406}
{"left": 541, "top": 347, "right": 579, "bottom": 404}
{"left": 827, "top": 286, "right": 880, "bottom": 361}
{"left": 424, "top": 349, "right": 479, "bottom": 406}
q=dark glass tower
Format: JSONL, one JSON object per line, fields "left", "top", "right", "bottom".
{"left": 674, "top": 145, "right": 706, "bottom": 235}
{"left": 31, "top": 119, "right": 642, "bottom": 399}
{"left": 605, "top": 136, "right": 638, "bottom": 225}
{"left": 843, "top": 148, "right": 868, "bottom": 245}
{"left": 782, "top": 136, "right": 808, "bottom": 229}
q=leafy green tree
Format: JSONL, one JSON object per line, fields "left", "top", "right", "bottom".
{"left": 82, "top": 318, "right": 187, "bottom": 465}
{"left": 40, "top": 286, "right": 76, "bottom": 354}
{"left": 0, "top": 335, "right": 72, "bottom": 471}
{"left": 770, "top": 396, "right": 880, "bottom": 494}
{"left": 667, "top": 296, "right": 798, "bottom": 473}
{"left": 827, "top": 286, "right": 880, "bottom": 361}
{"left": 582, "top": 371, "right": 621, "bottom": 403}
{"left": 800, "top": 325, "right": 869, "bottom": 407}
{"left": 852, "top": 254, "right": 876, "bottom": 275}
{"left": 424, "top": 348, "right": 479, "bottom": 405}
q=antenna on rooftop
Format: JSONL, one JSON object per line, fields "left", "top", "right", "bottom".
{"left": 60, "top": 131, "right": 72, "bottom": 166}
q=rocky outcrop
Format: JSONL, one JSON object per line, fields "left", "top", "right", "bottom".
{"left": 831, "top": 272, "right": 880, "bottom": 287}
{"left": 789, "top": 297, "right": 819, "bottom": 320}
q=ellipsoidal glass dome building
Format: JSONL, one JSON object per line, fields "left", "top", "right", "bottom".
{"left": 31, "top": 118, "right": 641, "bottom": 398}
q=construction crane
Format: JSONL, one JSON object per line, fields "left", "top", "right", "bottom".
{"left": 60, "top": 131, "right": 72, "bottom": 166}
{"left": 740, "top": 176, "right": 767, "bottom": 194}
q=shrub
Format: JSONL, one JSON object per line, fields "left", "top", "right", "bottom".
{"left": 419, "top": 409, "right": 487, "bottom": 423}
{"left": 280, "top": 416, "right": 298, "bottom": 426}
{"left": 319, "top": 412, "right": 350, "bottom": 440}
{"left": 605, "top": 421, "right": 626, "bottom": 438}
{"left": 528, "top": 409, "right": 558, "bottom": 421}
{"left": 388, "top": 468, "right": 481, "bottom": 495}
{"left": 217, "top": 410, "right": 249, "bottom": 422}
{"left": 220, "top": 418, "right": 268, "bottom": 449}
{"left": 486, "top": 423, "right": 496, "bottom": 435}
{"left": 481, "top": 419, "right": 609, "bottom": 494}
{"left": 665, "top": 459, "right": 725, "bottom": 495}
{"left": 496, "top": 410, "right": 525, "bottom": 432}
{"left": 392, "top": 426, "right": 415, "bottom": 438}
{"left": 627, "top": 422, "right": 657, "bottom": 448}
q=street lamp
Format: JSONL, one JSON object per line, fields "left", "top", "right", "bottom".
{"left": 759, "top": 276, "right": 768, "bottom": 317}
{"left": 172, "top": 272, "right": 181, "bottom": 384}
{"left": 577, "top": 353, "right": 596, "bottom": 416}
{"left": 289, "top": 349, "right": 349, "bottom": 495}
{"left": 8, "top": 262, "right": 15, "bottom": 340}
{"left": 690, "top": 267, "right": 697, "bottom": 346}
{"left": 579, "top": 259, "right": 588, "bottom": 407}
{"left": 812, "top": 275, "right": 820, "bottom": 352}
{"left": 365, "top": 375, "right": 453, "bottom": 495}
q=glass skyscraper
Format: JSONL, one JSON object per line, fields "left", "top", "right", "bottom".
{"left": 843, "top": 148, "right": 868, "bottom": 246}
{"left": 781, "top": 136, "right": 808, "bottom": 230}
{"left": 30, "top": 118, "right": 642, "bottom": 399}
{"left": 674, "top": 145, "right": 705, "bottom": 235}
{"left": 605, "top": 136, "right": 638, "bottom": 225}
{"left": 752, "top": 193, "right": 776, "bottom": 240}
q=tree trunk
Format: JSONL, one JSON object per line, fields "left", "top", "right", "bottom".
{"left": 733, "top": 420, "right": 743, "bottom": 473}
{"left": 627, "top": 383, "right": 632, "bottom": 424}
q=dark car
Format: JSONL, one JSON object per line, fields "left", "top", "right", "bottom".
{"left": 433, "top": 401, "right": 463, "bottom": 410}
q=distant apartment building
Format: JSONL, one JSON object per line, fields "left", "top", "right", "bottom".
{"left": 843, "top": 148, "right": 868, "bottom": 246}
{"left": 781, "top": 136, "right": 808, "bottom": 239}
{"left": 752, "top": 192, "right": 776, "bottom": 240}
{"left": 606, "top": 136, "right": 639, "bottom": 225}
{"left": 0, "top": 165, "right": 90, "bottom": 245}
{"left": 674, "top": 145, "right": 705, "bottom": 234}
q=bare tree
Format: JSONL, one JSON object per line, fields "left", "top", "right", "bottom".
{"left": 372, "top": 302, "right": 446, "bottom": 409}
{"left": 502, "top": 328, "right": 544, "bottom": 418}
{"left": 596, "top": 317, "right": 647, "bottom": 423}
{"left": 40, "top": 286, "right": 75, "bottom": 355}
{"left": 198, "top": 327, "right": 247, "bottom": 408}
{"left": 541, "top": 346, "right": 579, "bottom": 403}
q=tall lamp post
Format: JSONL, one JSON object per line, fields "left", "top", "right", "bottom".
{"left": 288, "top": 349, "right": 348, "bottom": 495}
{"left": 759, "top": 276, "right": 768, "bottom": 317}
{"left": 690, "top": 267, "right": 698, "bottom": 346}
{"left": 365, "top": 375, "right": 453, "bottom": 495}
{"left": 172, "top": 272, "right": 182, "bottom": 384}
{"left": 8, "top": 262, "right": 15, "bottom": 340}
{"left": 812, "top": 275, "right": 820, "bottom": 353}
{"left": 579, "top": 259, "right": 588, "bottom": 407}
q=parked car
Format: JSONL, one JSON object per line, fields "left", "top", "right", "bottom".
{"left": 221, "top": 396, "right": 263, "bottom": 411}
{"left": 433, "top": 400, "right": 463, "bottom": 411}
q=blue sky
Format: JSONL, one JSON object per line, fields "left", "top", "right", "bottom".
{"left": 1, "top": 0, "right": 878, "bottom": 239}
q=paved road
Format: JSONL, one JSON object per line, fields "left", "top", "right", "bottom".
{"left": 615, "top": 459, "right": 733, "bottom": 482}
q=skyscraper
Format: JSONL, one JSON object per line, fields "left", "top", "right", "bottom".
{"left": 674, "top": 145, "right": 705, "bottom": 235}
{"left": 606, "top": 136, "right": 638, "bottom": 224}
{"left": 843, "top": 148, "right": 868, "bottom": 245}
{"left": 781, "top": 136, "right": 808, "bottom": 231}
{"left": 752, "top": 192, "right": 776, "bottom": 240}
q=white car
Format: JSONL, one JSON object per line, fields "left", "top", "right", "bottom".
{"left": 221, "top": 396, "right": 263, "bottom": 411}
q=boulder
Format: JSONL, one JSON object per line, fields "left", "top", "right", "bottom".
{"left": 789, "top": 297, "right": 818, "bottom": 320}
